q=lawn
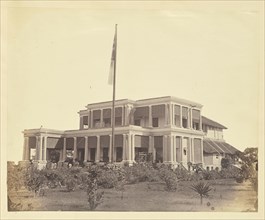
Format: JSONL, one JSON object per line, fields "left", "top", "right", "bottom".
{"left": 9, "top": 179, "right": 257, "bottom": 212}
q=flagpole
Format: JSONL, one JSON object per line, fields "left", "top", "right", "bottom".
{"left": 111, "top": 24, "right": 117, "bottom": 163}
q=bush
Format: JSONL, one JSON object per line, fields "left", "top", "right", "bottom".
{"left": 25, "top": 166, "right": 47, "bottom": 195}
{"left": 219, "top": 166, "right": 241, "bottom": 179}
{"left": 174, "top": 167, "right": 190, "bottom": 181}
{"left": 202, "top": 170, "right": 221, "bottom": 180}
{"left": 7, "top": 162, "right": 27, "bottom": 192}
{"left": 221, "top": 158, "right": 231, "bottom": 169}
{"left": 86, "top": 178, "right": 104, "bottom": 211}
{"left": 124, "top": 162, "right": 160, "bottom": 184}
{"left": 235, "top": 176, "right": 244, "bottom": 183}
{"left": 97, "top": 170, "right": 119, "bottom": 188}
{"left": 159, "top": 166, "right": 178, "bottom": 191}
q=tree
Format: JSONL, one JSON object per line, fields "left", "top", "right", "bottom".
{"left": 236, "top": 148, "right": 258, "bottom": 179}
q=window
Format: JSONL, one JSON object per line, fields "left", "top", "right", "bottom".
{"left": 115, "top": 117, "right": 122, "bottom": 126}
{"left": 152, "top": 118, "right": 159, "bottom": 127}
{"left": 93, "top": 119, "right": 100, "bottom": 127}
{"left": 216, "top": 155, "right": 219, "bottom": 159}
{"left": 103, "top": 118, "right": 111, "bottom": 127}
{"left": 206, "top": 166, "right": 209, "bottom": 171}
{"left": 83, "top": 116, "right": 89, "bottom": 129}
{"left": 183, "top": 148, "right": 187, "bottom": 156}
{"left": 182, "top": 118, "right": 188, "bottom": 128}
{"left": 193, "top": 122, "right": 199, "bottom": 130}
{"left": 134, "top": 119, "right": 141, "bottom": 126}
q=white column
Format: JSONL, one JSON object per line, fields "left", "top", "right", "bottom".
{"left": 190, "top": 109, "right": 193, "bottom": 129}
{"left": 168, "top": 104, "right": 172, "bottom": 126}
{"left": 84, "top": 136, "right": 88, "bottom": 162}
{"left": 164, "top": 104, "right": 168, "bottom": 126}
{"left": 62, "top": 138, "right": 66, "bottom": 161}
{"left": 131, "top": 134, "right": 135, "bottom": 161}
{"left": 23, "top": 137, "right": 30, "bottom": 160}
{"left": 148, "top": 105, "right": 152, "bottom": 127}
{"left": 128, "top": 134, "right": 131, "bottom": 161}
{"left": 173, "top": 135, "right": 176, "bottom": 163}
{"left": 153, "top": 140, "right": 156, "bottom": 162}
{"left": 190, "top": 138, "right": 194, "bottom": 163}
{"left": 163, "top": 135, "right": 167, "bottom": 162}
{"left": 87, "top": 111, "right": 90, "bottom": 129}
{"left": 90, "top": 110, "right": 93, "bottom": 128}
{"left": 121, "top": 106, "right": 124, "bottom": 126}
{"left": 122, "top": 134, "right": 126, "bottom": 161}
{"left": 43, "top": 136, "right": 47, "bottom": 161}
{"left": 73, "top": 137, "right": 77, "bottom": 161}
{"left": 148, "top": 136, "right": 153, "bottom": 154}
{"left": 201, "top": 139, "right": 204, "bottom": 165}
{"left": 124, "top": 105, "right": 128, "bottom": 126}
{"left": 38, "top": 136, "right": 43, "bottom": 161}
{"left": 167, "top": 135, "right": 173, "bottom": 163}
{"left": 96, "top": 136, "right": 100, "bottom": 162}
{"left": 80, "top": 116, "right": 83, "bottom": 129}
{"left": 109, "top": 135, "right": 112, "bottom": 162}
{"left": 199, "top": 113, "right": 202, "bottom": 131}
{"left": 180, "top": 136, "right": 183, "bottom": 162}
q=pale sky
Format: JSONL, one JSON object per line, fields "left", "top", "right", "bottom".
{"left": 2, "top": 1, "right": 264, "bottom": 162}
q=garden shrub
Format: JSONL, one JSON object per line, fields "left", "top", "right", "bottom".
{"left": 97, "top": 169, "right": 119, "bottom": 188}
{"left": 201, "top": 170, "right": 221, "bottom": 180}
{"left": 123, "top": 163, "right": 153, "bottom": 184}
{"left": 25, "top": 166, "right": 47, "bottom": 196}
{"left": 235, "top": 175, "right": 244, "bottom": 183}
{"left": 174, "top": 167, "right": 190, "bottom": 181}
{"left": 219, "top": 166, "right": 241, "bottom": 179}
{"left": 159, "top": 166, "right": 178, "bottom": 191}
{"left": 7, "top": 162, "right": 27, "bottom": 192}
{"left": 86, "top": 178, "right": 104, "bottom": 211}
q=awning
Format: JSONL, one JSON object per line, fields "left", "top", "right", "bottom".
{"left": 203, "top": 139, "right": 239, "bottom": 154}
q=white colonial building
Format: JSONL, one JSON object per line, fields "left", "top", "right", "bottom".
{"left": 22, "top": 96, "right": 237, "bottom": 169}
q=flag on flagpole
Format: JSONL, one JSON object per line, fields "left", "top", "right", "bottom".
{"left": 108, "top": 25, "right": 117, "bottom": 85}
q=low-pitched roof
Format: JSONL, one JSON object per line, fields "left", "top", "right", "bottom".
{"left": 203, "top": 139, "right": 239, "bottom": 154}
{"left": 202, "top": 116, "right": 227, "bottom": 129}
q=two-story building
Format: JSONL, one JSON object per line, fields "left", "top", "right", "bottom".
{"left": 22, "top": 96, "right": 238, "bottom": 170}
{"left": 202, "top": 116, "right": 239, "bottom": 171}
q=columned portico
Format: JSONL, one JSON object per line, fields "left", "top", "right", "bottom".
{"left": 22, "top": 96, "right": 208, "bottom": 167}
